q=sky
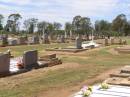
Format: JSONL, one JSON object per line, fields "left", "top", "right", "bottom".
{"left": 0, "top": 0, "right": 130, "bottom": 28}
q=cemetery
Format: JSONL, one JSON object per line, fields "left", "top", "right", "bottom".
{"left": 0, "top": 34, "right": 129, "bottom": 97}
{"left": 0, "top": 49, "right": 62, "bottom": 77}
{"left": 46, "top": 36, "right": 100, "bottom": 53}
{"left": 0, "top": 1, "right": 130, "bottom": 96}
{"left": 0, "top": 37, "right": 129, "bottom": 97}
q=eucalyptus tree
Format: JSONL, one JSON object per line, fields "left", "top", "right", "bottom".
{"left": 95, "top": 20, "right": 100, "bottom": 36}
{"left": 95, "top": 20, "right": 111, "bottom": 38}
{"left": 123, "top": 21, "right": 130, "bottom": 36}
{"left": 72, "top": 15, "right": 92, "bottom": 39}
{"left": 0, "top": 14, "right": 4, "bottom": 31}
{"left": 53, "top": 22, "right": 62, "bottom": 35}
{"left": 23, "top": 18, "right": 38, "bottom": 34}
{"left": 53, "top": 22, "right": 62, "bottom": 30}
{"left": 80, "top": 17, "right": 91, "bottom": 39}
{"left": 7, "top": 13, "right": 22, "bottom": 33}
{"left": 65, "top": 22, "right": 72, "bottom": 38}
{"left": 37, "top": 21, "right": 48, "bottom": 36}
{"left": 47, "top": 23, "right": 55, "bottom": 39}
{"left": 47, "top": 23, "right": 54, "bottom": 34}
{"left": 72, "top": 15, "right": 82, "bottom": 35}
{"left": 23, "top": 20, "right": 30, "bottom": 33}
{"left": 112, "top": 14, "right": 127, "bottom": 35}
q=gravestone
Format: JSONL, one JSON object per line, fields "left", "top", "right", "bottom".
{"left": 123, "top": 40, "right": 127, "bottom": 45}
{"left": 39, "top": 54, "right": 62, "bottom": 67}
{"left": 17, "top": 37, "right": 27, "bottom": 45}
{"left": 42, "top": 33, "right": 50, "bottom": 44}
{"left": 28, "top": 37, "right": 33, "bottom": 44}
{"left": 76, "top": 36, "right": 82, "bottom": 49}
{"left": 23, "top": 50, "right": 38, "bottom": 69}
{"left": 0, "top": 53, "right": 10, "bottom": 74}
{"left": 56, "top": 35, "right": 61, "bottom": 43}
{"left": 114, "top": 38, "right": 121, "bottom": 45}
{"left": 32, "top": 36, "right": 39, "bottom": 44}
{"left": 119, "top": 39, "right": 122, "bottom": 45}
{"left": 60, "top": 35, "right": 65, "bottom": 43}
{"left": 105, "top": 38, "right": 109, "bottom": 46}
{"left": 56, "top": 35, "right": 65, "bottom": 43}
{"left": 28, "top": 36, "right": 39, "bottom": 44}
{"left": 8, "top": 39, "right": 17, "bottom": 46}
{"left": 111, "top": 38, "right": 114, "bottom": 45}
{"left": 2, "top": 35, "right": 8, "bottom": 46}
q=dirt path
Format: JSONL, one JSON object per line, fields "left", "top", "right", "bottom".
{"left": 37, "top": 67, "right": 121, "bottom": 97}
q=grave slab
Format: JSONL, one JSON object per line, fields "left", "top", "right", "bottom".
{"left": 72, "top": 85, "right": 130, "bottom": 97}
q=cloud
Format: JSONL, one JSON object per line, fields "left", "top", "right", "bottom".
{"left": 0, "top": 0, "right": 31, "bottom": 5}
{"left": 0, "top": 0, "right": 130, "bottom": 26}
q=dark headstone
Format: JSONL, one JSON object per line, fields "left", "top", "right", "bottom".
{"left": 8, "top": 39, "right": 17, "bottom": 46}
{"left": 42, "top": 33, "right": 50, "bottom": 44}
{"left": 0, "top": 53, "right": 10, "bottom": 74}
{"left": 23, "top": 50, "right": 38, "bottom": 69}
{"left": 76, "top": 36, "right": 82, "bottom": 49}
{"left": 33, "top": 36, "right": 39, "bottom": 44}
{"left": 2, "top": 35, "right": 8, "bottom": 46}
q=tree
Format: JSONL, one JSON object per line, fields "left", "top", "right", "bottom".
{"left": 65, "top": 22, "right": 72, "bottom": 38}
{"left": 37, "top": 21, "right": 48, "bottom": 36}
{"left": 72, "top": 15, "right": 82, "bottom": 34}
{"left": 7, "top": 13, "right": 22, "bottom": 33}
{"left": 23, "top": 18, "right": 38, "bottom": 34}
{"left": 95, "top": 20, "right": 111, "bottom": 38}
{"left": 53, "top": 22, "right": 62, "bottom": 30}
{"left": 80, "top": 17, "right": 91, "bottom": 37}
{"left": 53, "top": 22, "right": 62, "bottom": 35}
{"left": 112, "top": 14, "right": 127, "bottom": 35}
{"left": 47, "top": 23, "right": 54, "bottom": 34}
{"left": 0, "top": 14, "right": 4, "bottom": 31}
{"left": 72, "top": 15, "right": 92, "bottom": 40}
{"left": 23, "top": 20, "right": 30, "bottom": 33}
{"left": 95, "top": 20, "right": 100, "bottom": 36}
{"left": 123, "top": 21, "right": 130, "bottom": 36}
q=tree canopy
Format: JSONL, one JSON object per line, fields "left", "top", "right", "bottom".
{"left": 0, "top": 13, "right": 130, "bottom": 37}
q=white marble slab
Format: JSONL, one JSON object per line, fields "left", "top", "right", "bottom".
{"left": 9, "top": 57, "right": 22, "bottom": 73}
{"left": 10, "top": 60, "right": 19, "bottom": 72}
{"left": 73, "top": 85, "right": 130, "bottom": 97}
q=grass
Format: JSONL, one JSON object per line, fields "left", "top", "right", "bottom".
{"left": 0, "top": 38, "right": 130, "bottom": 97}
{"left": 0, "top": 43, "right": 74, "bottom": 57}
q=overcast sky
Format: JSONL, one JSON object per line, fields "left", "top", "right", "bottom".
{"left": 0, "top": 0, "right": 130, "bottom": 26}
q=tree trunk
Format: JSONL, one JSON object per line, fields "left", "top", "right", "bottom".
{"left": 65, "top": 31, "right": 67, "bottom": 39}
{"left": 69, "top": 30, "right": 72, "bottom": 39}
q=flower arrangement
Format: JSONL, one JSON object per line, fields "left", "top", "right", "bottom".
{"left": 17, "top": 58, "right": 24, "bottom": 69}
{"left": 100, "top": 82, "right": 109, "bottom": 90}
{"left": 81, "top": 86, "right": 93, "bottom": 97}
